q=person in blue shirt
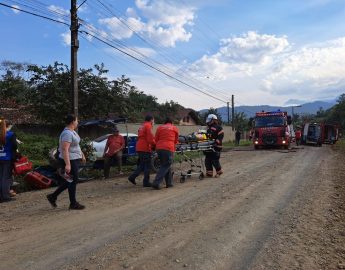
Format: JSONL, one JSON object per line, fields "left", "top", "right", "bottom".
{"left": 0, "top": 118, "right": 17, "bottom": 203}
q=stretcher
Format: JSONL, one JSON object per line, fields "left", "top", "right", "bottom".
{"left": 174, "top": 140, "right": 215, "bottom": 183}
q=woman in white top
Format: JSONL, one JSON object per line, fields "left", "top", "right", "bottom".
{"left": 47, "top": 114, "right": 86, "bottom": 210}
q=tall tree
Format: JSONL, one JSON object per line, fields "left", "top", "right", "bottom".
{"left": 326, "top": 93, "right": 345, "bottom": 129}
{"left": 0, "top": 61, "right": 30, "bottom": 103}
{"left": 233, "top": 111, "right": 249, "bottom": 131}
{"left": 27, "top": 62, "right": 71, "bottom": 124}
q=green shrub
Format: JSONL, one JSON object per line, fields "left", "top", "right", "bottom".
{"left": 14, "top": 130, "right": 57, "bottom": 166}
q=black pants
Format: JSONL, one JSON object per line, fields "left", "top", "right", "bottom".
{"left": 128, "top": 152, "right": 152, "bottom": 185}
{"left": 153, "top": 150, "right": 173, "bottom": 187}
{"left": 204, "top": 151, "right": 222, "bottom": 175}
{"left": 104, "top": 152, "right": 123, "bottom": 178}
{"left": 52, "top": 159, "right": 80, "bottom": 205}
{"left": 0, "top": 160, "right": 12, "bottom": 200}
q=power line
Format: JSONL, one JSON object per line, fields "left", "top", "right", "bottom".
{"left": 0, "top": 2, "right": 70, "bottom": 26}
{"left": 80, "top": 30, "right": 227, "bottom": 103}
{"left": 89, "top": 0, "right": 233, "bottom": 101}
{"left": 77, "top": 0, "right": 88, "bottom": 10}
{"left": 7, "top": 0, "right": 70, "bottom": 21}
{"left": 1, "top": 1, "right": 229, "bottom": 105}
{"left": 78, "top": 18, "right": 230, "bottom": 103}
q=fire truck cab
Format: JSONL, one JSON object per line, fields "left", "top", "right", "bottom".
{"left": 252, "top": 110, "right": 290, "bottom": 149}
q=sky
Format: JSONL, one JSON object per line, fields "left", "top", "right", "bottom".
{"left": 1, "top": 0, "right": 345, "bottom": 110}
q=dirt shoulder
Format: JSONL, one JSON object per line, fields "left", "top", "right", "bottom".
{"left": 0, "top": 145, "right": 344, "bottom": 270}
{"left": 250, "top": 144, "right": 345, "bottom": 270}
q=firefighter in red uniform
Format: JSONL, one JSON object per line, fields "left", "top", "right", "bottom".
{"left": 205, "top": 114, "right": 224, "bottom": 177}
{"left": 295, "top": 127, "right": 302, "bottom": 146}
{"left": 151, "top": 117, "right": 179, "bottom": 190}
{"left": 128, "top": 115, "right": 155, "bottom": 187}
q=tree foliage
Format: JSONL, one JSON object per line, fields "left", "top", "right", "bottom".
{"left": 233, "top": 111, "right": 248, "bottom": 131}
{"left": 0, "top": 60, "right": 30, "bottom": 104}
{"left": 0, "top": 61, "right": 201, "bottom": 125}
{"left": 326, "top": 94, "right": 345, "bottom": 129}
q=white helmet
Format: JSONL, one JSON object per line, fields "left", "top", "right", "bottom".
{"left": 206, "top": 114, "right": 217, "bottom": 124}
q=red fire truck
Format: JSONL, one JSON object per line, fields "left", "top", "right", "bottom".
{"left": 252, "top": 110, "right": 290, "bottom": 149}
{"left": 301, "top": 122, "right": 339, "bottom": 146}
{"left": 323, "top": 123, "right": 339, "bottom": 144}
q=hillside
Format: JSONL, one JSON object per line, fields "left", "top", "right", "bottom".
{"left": 212, "top": 100, "right": 336, "bottom": 119}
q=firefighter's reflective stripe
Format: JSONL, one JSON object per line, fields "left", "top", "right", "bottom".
{"left": 206, "top": 170, "right": 213, "bottom": 176}
{"left": 218, "top": 130, "right": 224, "bottom": 135}
{"left": 216, "top": 169, "right": 223, "bottom": 175}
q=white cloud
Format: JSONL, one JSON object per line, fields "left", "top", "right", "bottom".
{"left": 48, "top": 5, "right": 69, "bottom": 16}
{"left": 61, "top": 31, "right": 70, "bottom": 46}
{"left": 11, "top": 5, "right": 20, "bottom": 14}
{"left": 126, "top": 7, "right": 137, "bottom": 18}
{"left": 98, "top": 0, "right": 194, "bottom": 47}
{"left": 187, "top": 55, "right": 230, "bottom": 80}
{"left": 180, "top": 32, "right": 345, "bottom": 106}
{"left": 99, "top": 17, "right": 144, "bottom": 40}
{"left": 185, "top": 31, "right": 289, "bottom": 80}
{"left": 219, "top": 31, "right": 289, "bottom": 64}
{"left": 135, "top": 0, "right": 194, "bottom": 26}
{"left": 82, "top": 23, "right": 108, "bottom": 41}
{"left": 264, "top": 37, "right": 345, "bottom": 99}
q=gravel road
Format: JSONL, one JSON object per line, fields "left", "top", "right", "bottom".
{"left": 1, "top": 144, "right": 344, "bottom": 270}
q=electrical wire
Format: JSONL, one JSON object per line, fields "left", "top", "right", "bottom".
{"left": 78, "top": 16, "right": 231, "bottom": 102}
{"left": 0, "top": 2, "right": 70, "bottom": 26}
{"left": 89, "top": 0, "right": 233, "bottom": 101}
{"left": 1, "top": 0, "right": 232, "bottom": 105}
{"left": 3, "top": 0, "right": 70, "bottom": 23}
{"left": 80, "top": 30, "right": 227, "bottom": 103}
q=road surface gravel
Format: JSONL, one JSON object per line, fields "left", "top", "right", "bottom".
{"left": 1, "top": 144, "right": 344, "bottom": 270}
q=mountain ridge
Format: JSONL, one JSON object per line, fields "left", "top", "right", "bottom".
{"left": 201, "top": 100, "right": 337, "bottom": 120}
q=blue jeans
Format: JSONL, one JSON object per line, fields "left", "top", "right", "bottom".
{"left": 52, "top": 159, "right": 80, "bottom": 205}
{"left": 129, "top": 152, "right": 152, "bottom": 185}
{"left": 153, "top": 150, "right": 173, "bottom": 187}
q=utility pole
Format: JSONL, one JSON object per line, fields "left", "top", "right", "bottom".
{"left": 291, "top": 105, "right": 302, "bottom": 126}
{"left": 231, "top": 94, "right": 235, "bottom": 131}
{"left": 71, "top": 0, "right": 79, "bottom": 118}
{"left": 227, "top": 102, "right": 230, "bottom": 125}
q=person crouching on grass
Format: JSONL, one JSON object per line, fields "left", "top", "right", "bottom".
{"left": 103, "top": 126, "right": 125, "bottom": 178}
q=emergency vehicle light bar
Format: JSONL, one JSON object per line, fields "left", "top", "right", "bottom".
{"left": 255, "top": 111, "right": 287, "bottom": 117}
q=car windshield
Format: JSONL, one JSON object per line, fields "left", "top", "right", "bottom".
{"left": 255, "top": 116, "right": 285, "bottom": 127}
{"left": 308, "top": 125, "right": 320, "bottom": 137}
{"left": 93, "top": 134, "right": 111, "bottom": 143}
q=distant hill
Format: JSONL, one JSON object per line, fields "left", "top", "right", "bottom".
{"left": 202, "top": 100, "right": 337, "bottom": 120}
